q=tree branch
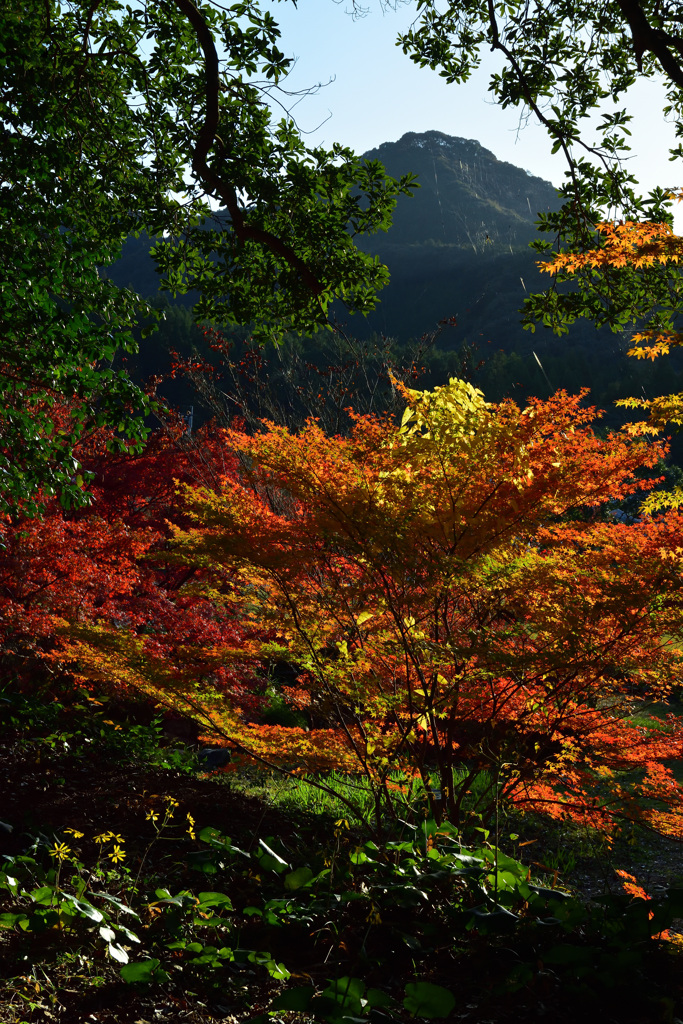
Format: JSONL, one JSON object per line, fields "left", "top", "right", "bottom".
{"left": 170, "top": 0, "right": 326, "bottom": 297}
{"left": 616, "top": 0, "right": 683, "bottom": 86}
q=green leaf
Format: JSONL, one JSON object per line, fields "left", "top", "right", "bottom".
{"left": 197, "top": 891, "right": 234, "bottom": 909}
{"left": 198, "top": 827, "right": 247, "bottom": 856}
{"left": 265, "top": 960, "right": 291, "bottom": 981}
{"left": 91, "top": 892, "right": 139, "bottom": 918}
{"left": 324, "top": 976, "right": 366, "bottom": 1005}
{"left": 30, "top": 886, "right": 55, "bottom": 904}
{"left": 0, "top": 912, "right": 29, "bottom": 929}
{"left": 270, "top": 986, "right": 316, "bottom": 1011}
{"left": 108, "top": 942, "right": 129, "bottom": 964}
{"left": 366, "top": 988, "right": 393, "bottom": 1008}
{"left": 120, "top": 959, "right": 168, "bottom": 984}
{"left": 62, "top": 893, "right": 104, "bottom": 922}
{"left": 284, "top": 866, "right": 314, "bottom": 890}
{"left": 152, "top": 889, "right": 187, "bottom": 907}
{"left": 467, "top": 906, "right": 518, "bottom": 933}
{"left": 403, "top": 982, "right": 456, "bottom": 1019}
{"left": 528, "top": 885, "right": 570, "bottom": 902}
{"left": 258, "top": 840, "right": 290, "bottom": 873}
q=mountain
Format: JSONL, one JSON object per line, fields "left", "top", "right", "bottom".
{"left": 364, "top": 131, "right": 558, "bottom": 252}
{"left": 353, "top": 130, "right": 559, "bottom": 346}
{"left": 106, "top": 131, "right": 681, "bottom": 423}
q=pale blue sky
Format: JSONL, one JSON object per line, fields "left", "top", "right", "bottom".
{"left": 266, "top": 0, "right": 681, "bottom": 219}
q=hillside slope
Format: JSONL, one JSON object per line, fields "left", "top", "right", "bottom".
{"left": 105, "top": 131, "right": 671, "bottom": 419}
{"left": 354, "top": 130, "right": 562, "bottom": 348}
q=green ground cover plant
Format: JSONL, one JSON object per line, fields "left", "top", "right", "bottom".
{"left": 2, "top": 679, "right": 683, "bottom": 1023}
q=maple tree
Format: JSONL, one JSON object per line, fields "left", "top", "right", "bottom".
{"left": 56, "top": 378, "right": 683, "bottom": 838}
{"left": 539, "top": 215, "right": 683, "bottom": 456}
{"left": 0, "top": 407, "right": 267, "bottom": 728}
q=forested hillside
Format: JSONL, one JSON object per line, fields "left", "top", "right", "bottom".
{"left": 107, "top": 131, "right": 683, "bottom": 427}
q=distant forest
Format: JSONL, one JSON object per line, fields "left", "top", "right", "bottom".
{"left": 107, "top": 131, "right": 683, "bottom": 457}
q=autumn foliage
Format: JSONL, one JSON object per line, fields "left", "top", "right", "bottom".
{"left": 539, "top": 211, "right": 683, "bottom": 446}
{"left": 0, "top": 416, "right": 267, "bottom": 723}
{"left": 37, "top": 379, "right": 683, "bottom": 839}
{"left": 7, "top": 380, "right": 683, "bottom": 840}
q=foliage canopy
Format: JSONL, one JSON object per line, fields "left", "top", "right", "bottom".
{"left": 45, "top": 380, "right": 683, "bottom": 839}
{"left": 0, "top": 0, "right": 414, "bottom": 509}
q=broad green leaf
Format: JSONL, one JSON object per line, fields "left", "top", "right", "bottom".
{"left": 108, "top": 942, "right": 129, "bottom": 964}
{"left": 0, "top": 913, "right": 29, "bottom": 929}
{"left": 403, "top": 982, "right": 456, "bottom": 1019}
{"left": 267, "top": 961, "right": 291, "bottom": 981}
{"left": 30, "top": 886, "right": 54, "bottom": 904}
{"left": 270, "top": 986, "right": 316, "bottom": 1011}
{"left": 258, "top": 840, "right": 290, "bottom": 873}
{"left": 120, "top": 959, "right": 167, "bottom": 984}
{"left": 62, "top": 893, "right": 103, "bottom": 922}
{"left": 197, "top": 891, "right": 234, "bottom": 909}
{"left": 284, "top": 866, "right": 314, "bottom": 890}
{"left": 323, "top": 976, "right": 366, "bottom": 1014}
{"left": 120, "top": 959, "right": 161, "bottom": 983}
{"left": 91, "top": 892, "right": 139, "bottom": 918}
{"left": 366, "top": 988, "right": 393, "bottom": 1008}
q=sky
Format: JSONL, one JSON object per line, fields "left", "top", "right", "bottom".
{"left": 264, "top": 0, "right": 682, "bottom": 219}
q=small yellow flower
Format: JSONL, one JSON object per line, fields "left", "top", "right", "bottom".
{"left": 164, "top": 797, "right": 179, "bottom": 808}
{"left": 97, "top": 832, "right": 123, "bottom": 845}
{"left": 63, "top": 828, "right": 85, "bottom": 839}
{"left": 145, "top": 810, "right": 160, "bottom": 823}
{"left": 108, "top": 844, "right": 126, "bottom": 864}
{"left": 186, "top": 813, "right": 196, "bottom": 840}
{"left": 49, "top": 842, "right": 71, "bottom": 862}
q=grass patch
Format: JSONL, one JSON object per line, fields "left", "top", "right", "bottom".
{"left": 229, "top": 768, "right": 497, "bottom": 841}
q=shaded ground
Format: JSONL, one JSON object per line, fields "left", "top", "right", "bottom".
{"left": 0, "top": 743, "right": 291, "bottom": 1023}
{"left": 2, "top": 702, "right": 683, "bottom": 1024}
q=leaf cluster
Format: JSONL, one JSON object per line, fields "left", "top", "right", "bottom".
{"left": 0, "top": 0, "right": 416, "bottom": 509}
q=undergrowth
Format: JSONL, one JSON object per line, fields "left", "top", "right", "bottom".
{"left": 1, "top": 680, "right": 683, "bottom": 1024}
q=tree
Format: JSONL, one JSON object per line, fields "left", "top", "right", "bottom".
{"left": 0, "top": 1, "right": 415, "bottom": 509}
{"left": 537, "top": 214, "right": 683, "bottom": 460}
{"left": 399, "top": 0, "right": 683, "bottom": 342}
{"left": 61, "top": 379, "right": 683, "bottom": 838}
{"left": 0, "top": 407, "right": 267, "bottom": 724}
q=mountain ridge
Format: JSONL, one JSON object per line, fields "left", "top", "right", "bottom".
{"left": 362, "top": 130, "right": 559, "bottom": 253}
{"left": 346, "top": 130, "right": 562, "bottom": 348}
